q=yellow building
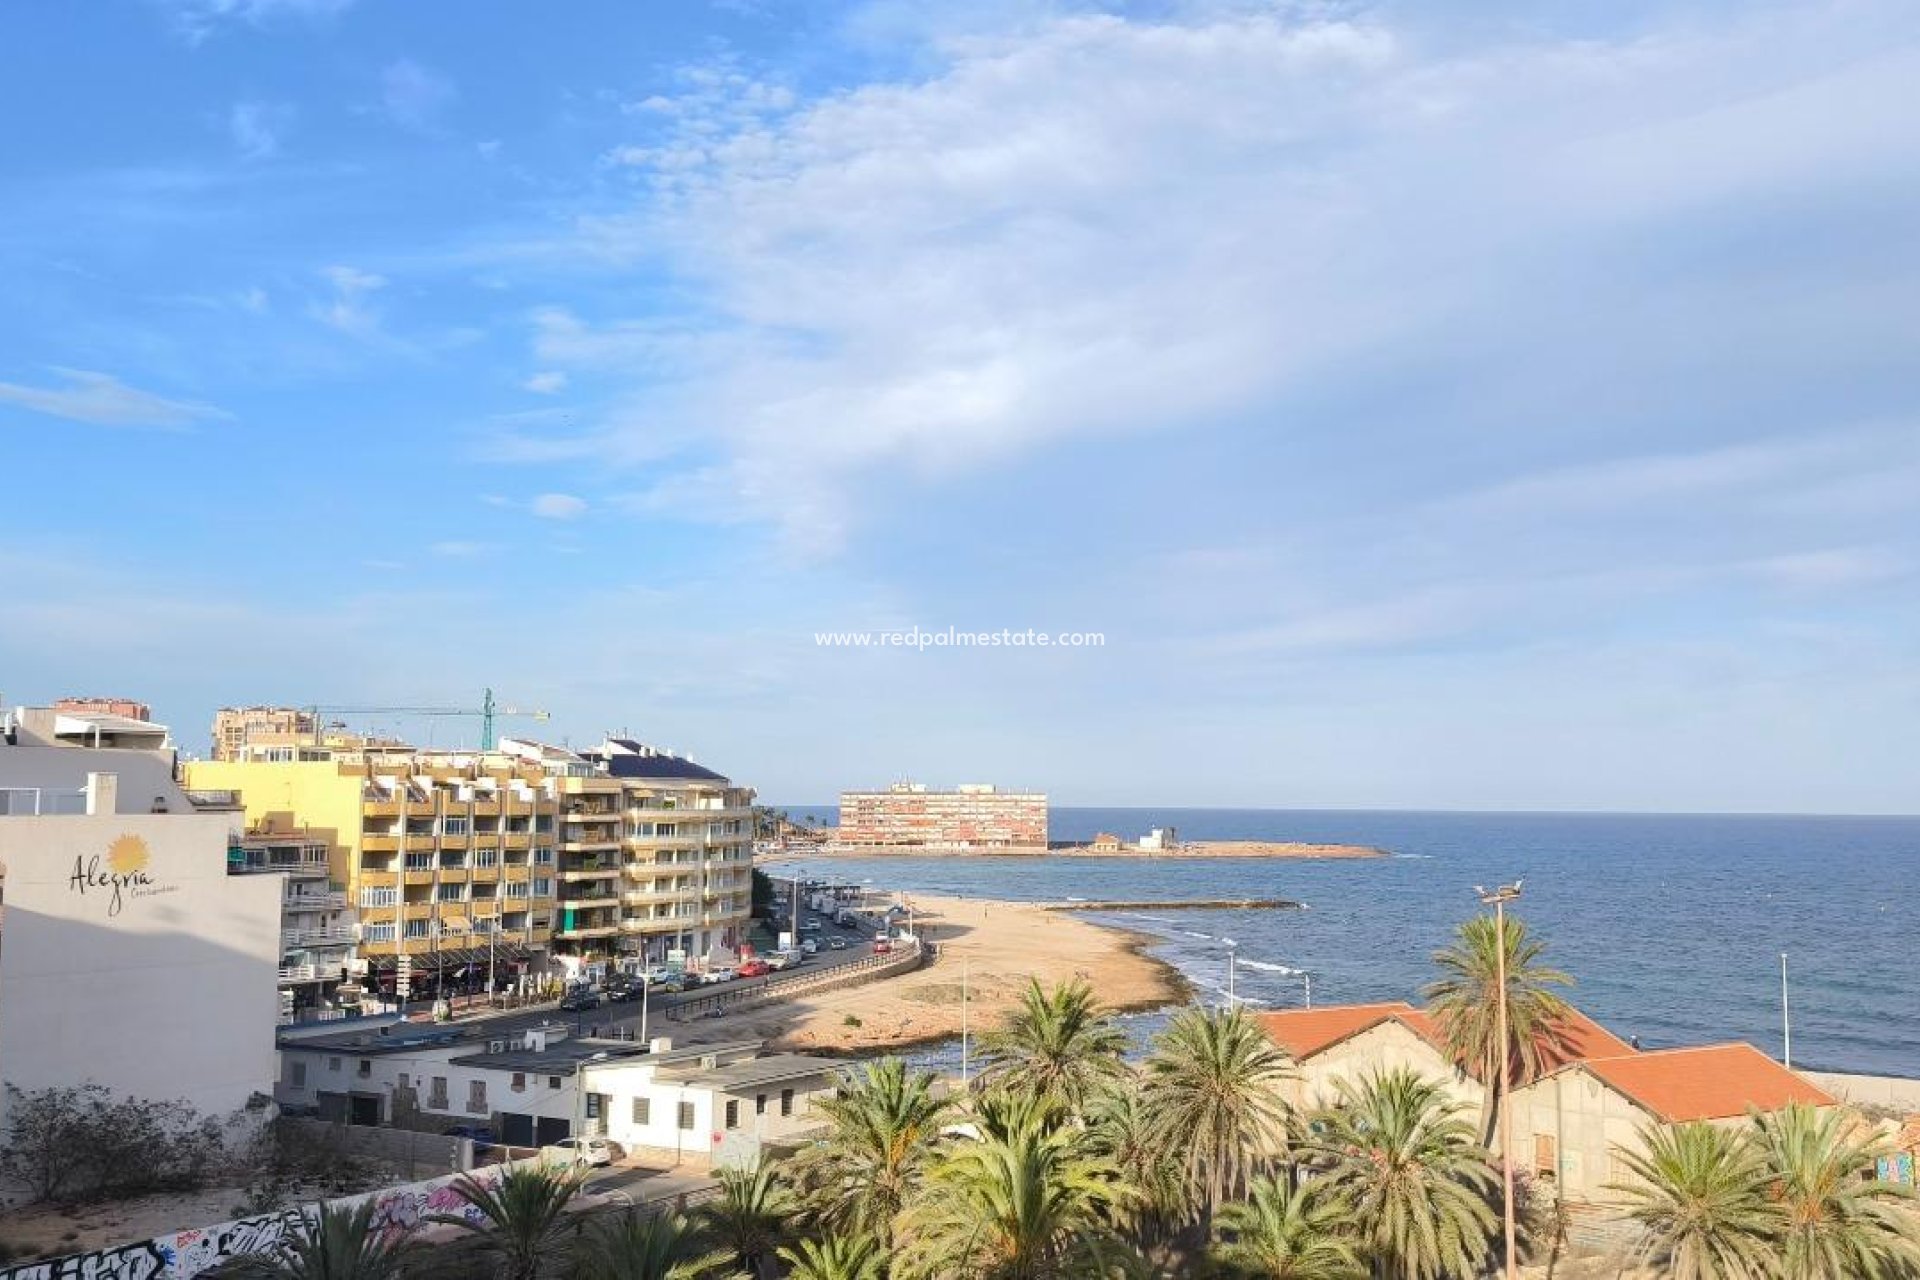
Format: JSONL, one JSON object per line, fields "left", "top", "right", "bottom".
{"left": 185, "top": 748, "right": 564, "bottom": 1002}
{"left": 186, "top": 734, "right": 757, "bottom": 997}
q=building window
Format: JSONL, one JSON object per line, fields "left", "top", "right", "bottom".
{"left": 429, "top": 1077, "right": 448, "bottom": 1109}
{"left": 725, "top": 1100, "right": 740, "bottom": 1130}
{"left": 549, "top": 1076, "right": 562, "bottom": 1090}
{"left": 357, "top": 1060, "right": 371, "bottom": 1078}
{"left": 780, "top": 1089, "right": 793, "bottom": 1117}
{"left": 632, "top": 1097, "right": 651, "bottom": 1125}
{"left": 443, "top": 817, "right": 469, "bottom": 836}
{"left": 586, "top": 1093, "right": 603, "bottom": 1120}
{"left": 677, "top": 1101, "right": 695, "bottom": 1131}
{"left": 468, "top": 1080, "right": 487, "bottom": 1114}
{"left": 327, "top": 1056, "right": 341, "bottom": 1073}
{"left": 398, "top": 1073, "right": 410, "bottom": 1088}
{"left": 511, "top": 1073, "right": 526, "bottom": 1093}
{"left": 533, "top": 878, "right": 553, "bottom": 898}
{"left": 755, "top": 1093, "right": 766, "bottom": 1115}
{"left": 289, "top": 1061, "right": 307, "bottom": 1087}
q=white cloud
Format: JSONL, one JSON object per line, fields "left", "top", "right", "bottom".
{"left": 0, "top": 368, "right": 230, "bottom": 428}
{"left": 312, "top": 264, "right": 386, "bottom": 334}
{"left": 522, "top": 370, "right": 568, "bottom": 395}
{"left": 227, "top": 101, "right": 291, "bottom": 160}
{"left": 538, "top": 2, "right": 1920, "bottom": 554}
{"left": 382, "top": 59, "right": 457, "bottom": 133}
{"left": 531, "top": 493, "right": 588, "bottom": 520}
{"left": 157, "top": 0, "right": 353, "bottom": 42}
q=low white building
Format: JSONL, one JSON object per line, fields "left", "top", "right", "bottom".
{"left": 275, "top": 1022, "right": 839, "bottom": 1168}
{"left": 0, "top": 709, "right": 282, "bottom": 1133}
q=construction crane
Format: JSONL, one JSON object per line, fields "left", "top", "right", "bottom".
{"left": 306, "top": 688, "right": 549, "bottom": 750}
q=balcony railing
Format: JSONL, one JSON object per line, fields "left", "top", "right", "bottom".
{"left": 282, "top": 926, "right": 356, "bottom": 948}
{"left": 283, "top": 890, "right": 349, "bottom": 912}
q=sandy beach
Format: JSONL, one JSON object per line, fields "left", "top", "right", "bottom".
{"left": 675, "top": 892, "right": 1188, "bottom": 1055}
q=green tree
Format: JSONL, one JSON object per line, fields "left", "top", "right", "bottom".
{"left": 792, "top": 1057, "right": 949, "bottom": 1250}
{"left": 1305, "top": 1068, "right": 1497, "bottom": 1280}
{"left": 1084, "top": 1083, "right": 1191, "bottom": 1253}
{"left": 1422, "top": 913, "right": 1573, "bottom": 1145}
{"left": 777, "top": 1234, "right": 888, "bottom": 1280}
{"left": 430, "top": 1164, "right": 583, "bottom": 1280}
{"left": 1751, "top": 1102, "right": 1920, "bottom": 1279}
{"left": 977, "top": 978, "right": 1130, "bottom": 1115}
{"left": 895, "top": 1118, "right": 1139, "bottom": 1279}
{"left": 1607, "top": 1121, "right": 1780, "bottom": 1280}
{"left": 1141, "top": 1006, "right": 1294, "bottom": 1229}
{"left": 1211, "top": 1176, "right": 1365, "bottom": 1280}
{"left": 222, "top": 1201, "right": 415, "bottom": 1280}
{"left": 573, "top": 1209, "right": 734, "bottom": 1280}
{"left": 698, "top": 1160, "right": 796, "bottom": 1278}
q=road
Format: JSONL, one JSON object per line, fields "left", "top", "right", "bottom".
{"left": 456, "top": 909, "right": 892, "bottom": 1040}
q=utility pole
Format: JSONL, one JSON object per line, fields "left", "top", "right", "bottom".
{"left": 1477, "top": 881, "right": 1524, "bottom": 1280}
{"left": 1224, "top": 938, "right": 1238, "bottom": 1008}
{"left": 960, "top": 955, "right": 971, "bottom": 1085}
{"left": 1781, "top": 953, "right": 1791, "bottom": 1069}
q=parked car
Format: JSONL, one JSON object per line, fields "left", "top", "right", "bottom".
{"left": 543, "top": 1137, "right": 616, "bottom": 1168}
{"left": 604, "top": 982, "right": 644, "bottom": 1003}
{"left": 801, "top": 918, "right": 823, "bottom": 931}
{"left": 801, "top": 938, "right": 819, "bottom": 954}
{"left": 559, "top": 988, "right": 602, "bottom": 1012}
{"left": 828, "top": 937, "right": 849, "bottom": 951}
{"left": 873, "top": 938, "right": 893, "bottom": 955}
{"left": 699, "top": 967, "right": 737, "bottom": 985}
{"left": 643, "top": 966, "right": 677, "bottom": 985}
{"left": 737, "top": 959, "right": 770, "bottom": 978}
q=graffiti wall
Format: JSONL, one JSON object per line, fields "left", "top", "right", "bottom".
{"left": 0, "top": 1161, "right": 526, "bottom": 1280}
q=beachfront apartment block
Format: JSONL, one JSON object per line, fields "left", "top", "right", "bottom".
{"left": 186, "top": 734, "right": 755, "bottom": 997}
{"left": 837, "top": 781, "right": 1048, "bottom": 849}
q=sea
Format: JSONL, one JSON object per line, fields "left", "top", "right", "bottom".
{"left": 765, "top": 807, "right": 1920, "bottom": 1078}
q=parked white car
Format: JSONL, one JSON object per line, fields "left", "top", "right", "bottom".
{"left": 544, "top": 1137, "right": 617, "bottom": 1167}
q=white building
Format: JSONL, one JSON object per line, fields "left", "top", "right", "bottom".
{"left": 275, "top": 1022, "right": 838, "bottom": 1168}
{"left": 0, "top": 706, "right": 282, "bottom": 1130}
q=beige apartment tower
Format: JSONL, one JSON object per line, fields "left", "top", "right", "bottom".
{"left": 838, "top": 782, "right": 1048, "bottom": 849}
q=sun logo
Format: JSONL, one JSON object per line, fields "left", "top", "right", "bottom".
{"left": 107, "top": 834, "right": 151, "bottom": 876}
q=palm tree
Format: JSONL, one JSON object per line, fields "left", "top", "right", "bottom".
{"left": 1607, "top": 1120, "right": 1781, "bottom": 1280}
{"left": 977, "top": 978, "right": 1130, "bottom": 1114}
{"left": 1305, "top": 1067, "right": 1497, "bottom": 1280}
{"left": 895, "top": 1119, "right": 1138, "bottom": 1279}
{"left": 574, "top": 1208, "right": 735, "bottom": 1280}
{"left": 791, "top": 1056, "right": 949, "bottom": 1250}
{"left": 222, "top": 1200, "right": 415, "bottom": 1280}
{"left": 1423, "top": 913, "right": 1573, "bottom": 1145}
{"left": 1084, "top": 1083, "right": 1191, "bottom": 1253}
{"left": 778, "top": 1234, "right": 888, "bottom": 1280}
{"left": 430, "top": 1164, "right": 584, "bottom": 1280}
{"left": 1211, "top": 1176, "right": 1365, "bottom": 1280}
{"left": 1751, "top": 1102, "right": 1920, "bottom": 1279}
{"left": 1141, "top": 1006, "right": 1294, "bottom": 1229}
{"left": 698, "top": 1160, "right": 796, "bottom": 1278}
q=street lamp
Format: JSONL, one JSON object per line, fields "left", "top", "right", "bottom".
{"left": 1223, "top": 938, "right": 1239, "bottom": 1008}
{"left": 1475, "top": 879, "right": 1524, "bottom": 1280}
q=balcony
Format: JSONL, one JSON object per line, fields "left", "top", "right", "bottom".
{"left": 559, "top": 894, "right": 621, "bottom": 911}
{"left": 554, "top": 924, "right": 621, "bottom": 940}
{"left": 565, "top": 810, "right": 621, "bottom": 824}
{"left": 282, "top": 926, "right": 356, "bottom": 949}
{"left": 402, "top": 902, "right": 435, "bottom": 920}
{"left": 358, "top": 870, "right": 399, "bottom": 888}
{"left": 362, "top": 834, "right": 399, "bottom": 853}
{"left": 278, "top": 963, "right": 344, "bottom": 984}
{"left": 561, "top": 865, "right": 621, "bottom": 881}
{"left": 502, "top": 833, "right": 531, "bottom": 851}
{"left": 284, "top": 889, "right": 348, "bottom": 912}
{"left": 402, "top": 870, "right": 435, "bottom": 887}
{"left": 559, "top": 837, "right": 620, "bottom": 853}
{"left": 362, "top": 798, "right": 401, "bottom": 818}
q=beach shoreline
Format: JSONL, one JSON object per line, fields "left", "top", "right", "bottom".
{"left": 676, "top": 891, "right": 1190, "bottom": 1056}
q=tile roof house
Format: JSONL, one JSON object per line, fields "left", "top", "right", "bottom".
{"left": 1508, "top": 1042, "right": 1837, "bottom": 1205}
{"left": 1255, "top": 1000, "right": 1638, "bottom": 1114}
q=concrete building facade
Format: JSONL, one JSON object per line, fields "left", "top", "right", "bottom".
{"left": 0, "top": 717, "right": 282, "bottom": 1131}
{"left": 837, "top": 782, "right": 1047, "bottom": 849}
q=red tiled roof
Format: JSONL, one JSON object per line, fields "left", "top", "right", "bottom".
{"left": 1255, "top": 1002, "right": 1422, "bottom": 1060}
{"left": 1258, "top": 1000, "right": 1638, "bottom": 1085}
{"left": 1577, "top": 1043, "right": 1836, "bottom": 1123}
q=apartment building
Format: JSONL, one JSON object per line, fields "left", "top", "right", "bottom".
{"left": 838, "top": 781, "right": 1048, "bottom": 849}
{"left": 185, "top": 750, "right": 565, "bottom": 1005}
{"left": 0, "top": 705, "right": 281, "bottom": 1128}
{"left": 226, "top": 827, "right": 355, "bottom": 1021}
{"left": 503, "top": 737, "right": 756, "bottom": 977}
{"left": 211, "top": 705, "right": 317, "bottom": 761}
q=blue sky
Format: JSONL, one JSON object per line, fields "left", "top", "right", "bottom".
{"left": 2, "top": 0, "right": 1916, "bottom": 812}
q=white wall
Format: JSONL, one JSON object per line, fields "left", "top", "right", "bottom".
{"left": 0, "top": 812, "right": 281, "bottom": 1125}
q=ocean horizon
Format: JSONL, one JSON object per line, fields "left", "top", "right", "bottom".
{"left": 767, "top": 806, "right": 1920, "bottom": 1078}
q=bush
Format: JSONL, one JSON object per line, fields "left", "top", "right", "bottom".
{"left": 0, "top": 1083, "right": 226, "bottom": 1204}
